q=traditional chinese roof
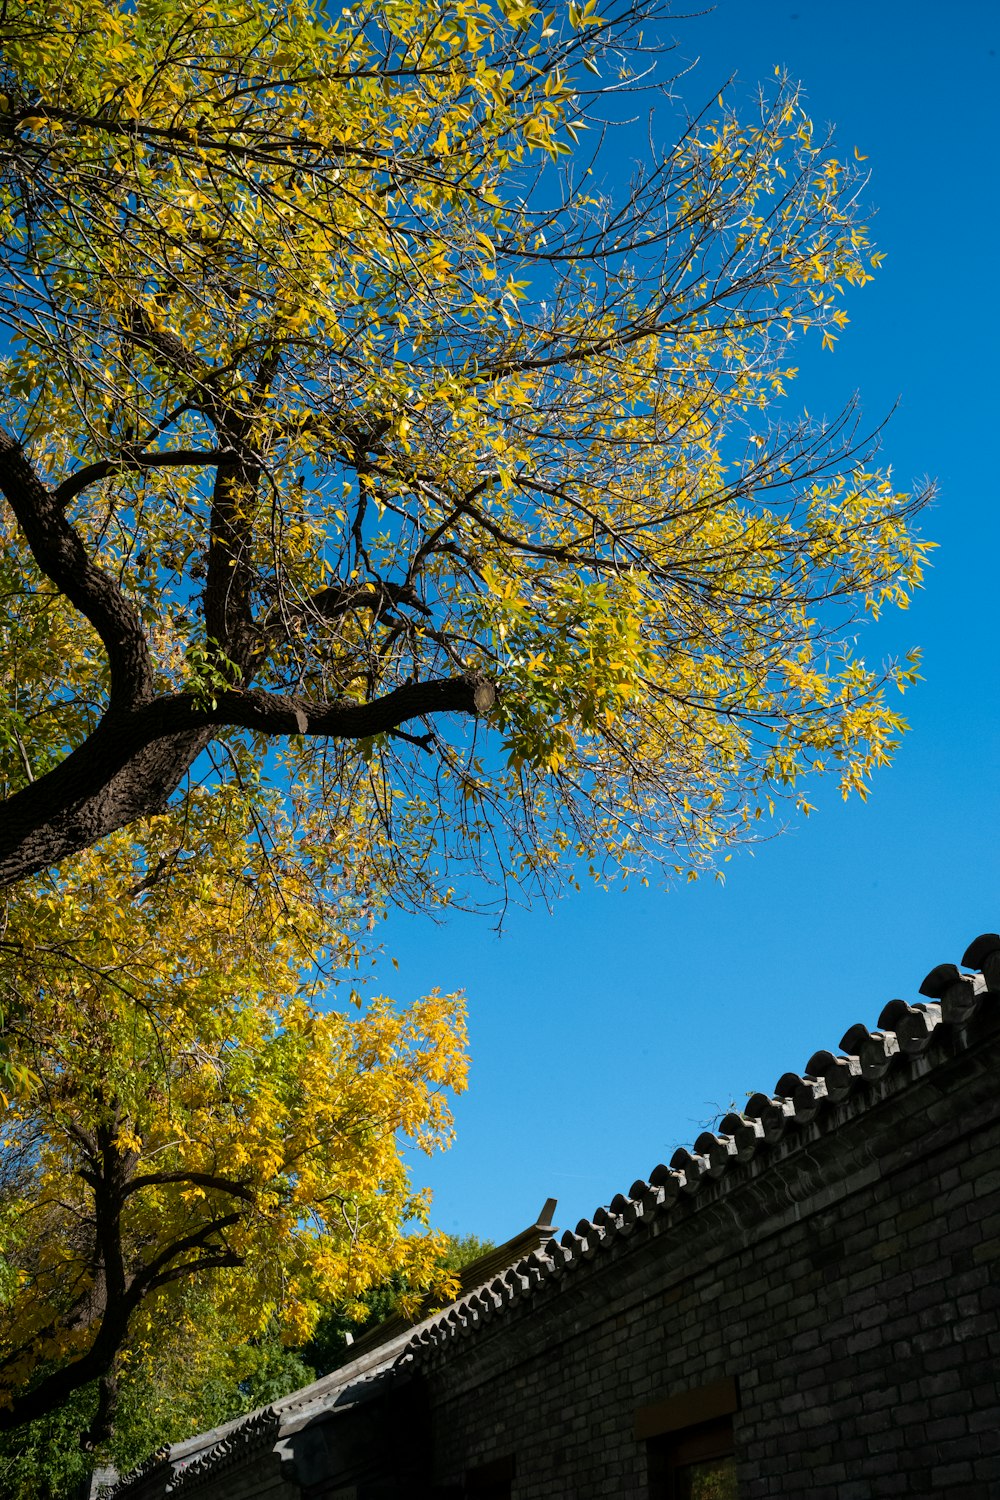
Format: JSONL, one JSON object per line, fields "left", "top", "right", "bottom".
{"left": 344, "top": 1195, "right": 558, "bottom": 1359}
{"left": 102, "top": 929, "right": 1000, "bottom": 1496}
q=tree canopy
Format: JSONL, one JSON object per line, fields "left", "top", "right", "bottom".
{"left": 0, "top": 0, "right": 929, "bottom": 902}
{"left": 0, "top": 788, "right": 467, "bottom": 1437}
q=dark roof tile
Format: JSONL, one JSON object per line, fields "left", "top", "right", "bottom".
{"left": 647, "top": 1162, "right": 674, "bottom": 1188}
{"left": 789, "top": 1075, "right": 828, "bottom": 1122}
{"left": 545, "top": 1235, "right": 573, "bottom": 1267}
{"left": 876, "top": 999, "right": 942, "bottom": 1053}
{"left": 919, "top": 962, "right": 963, "bottom": 1000}
{"left": 934, "top": 970, "right": 984, "bottom": 1024}
{"left": 853, "top": 1028, "right": 899, "bottom": 1080}
{"left": 637, "top": 1183, "right": 664, "bottom": 1213}
{"left": 718, "top": 1113, "right": 764, "bottom": 1161}
{"left": 614, "top": 1196, "right": 643, "bottom": 1232}
{"left": 804, "top": 1050, "right": 860, "bottom": 1100}
{"left": 744, "top": 1092, "right": 791, "bottom": 1141}
{"left": 839, "top": 1022, "right": 873, "bottom": 1054}
{"left": 876, "top": 997, "right": 912, "bottom": 1030}
{"left": 669, "top": 1147, "right": 709, "bottom": 1191}
{"left": 961, "top": 932, "right": 1000, "bottom": 970}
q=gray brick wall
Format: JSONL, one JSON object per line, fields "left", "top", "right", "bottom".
{"left": 418, "top": 1023, "right": 1000, "bottom": 1499}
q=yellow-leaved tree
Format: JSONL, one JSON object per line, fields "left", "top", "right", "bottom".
{"left": 0, "top": 786, "right": 467, "bottom": 1439}
{"left": 0, "top": 0, "right": 929, "bottom": 902}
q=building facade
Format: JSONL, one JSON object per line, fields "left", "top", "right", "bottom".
{"left": 102, "top": 931, "right": 1000, "bottom": 1499}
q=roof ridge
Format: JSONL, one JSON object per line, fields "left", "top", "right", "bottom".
{"left": 396, "top": 932, "right": 1000, "bottom": 1368}
{"left": 100, "top": 1410, "right": 282, "bottom": 1499}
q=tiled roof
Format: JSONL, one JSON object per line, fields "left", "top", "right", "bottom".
{"left": 344, "top": 1197, "right": 559, "bottom": 1360}
{"left": 166, "top": 1411, "right": 280, "bottom": 1496}
{"left": 99, "top": 1209, "right": 561, "bottom": 1497}
{"left": 103, "top": 930, "right": 1000, "bottom": 1496}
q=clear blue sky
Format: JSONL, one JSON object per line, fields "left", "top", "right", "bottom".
{"left": 382, "top": 0, "right": 1000, "bottom": 1245}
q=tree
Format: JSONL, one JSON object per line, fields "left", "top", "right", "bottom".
{"left": 0, "top": 0, "right": 929, "bottom": 901}
{"left": 0, "top": 788, "right": 467, "bottom": 1439}
{"left": 302, "top": 1229, "right": 496, "bottom": 1377}
{"left": 0, "top": 1230, "right": 493, "bottom": 1488}
{"left": 0, "top": 1296, "right": 314, "bottom": 1498}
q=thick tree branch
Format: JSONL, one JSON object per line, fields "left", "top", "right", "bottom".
{"left": 0, "top": 1207, "right": 244, "bottom": 1433}
{"left": 83, "top": 1371, "right": 118, "bottom": 1451}
{"left": 126, "top": 308, "right": 208, "bottom": 384}
{"left": 0, "top": 428, "right": 155, "bottom": 708}
{"left": 203, "top": 455, "right": 259, "bottom": 667}
{"left": 134, "top": 1213, "right": 244, "bottom": 1297}
{"left": 308, "top": 579, "right": 431, "bottom": 622}
{"left": 3, "top": 101, "right": 461, "bottom": 177}
{"left": 0, "top": 1338, "right": 114, "bottom": 1433}
{"left": 0, "top": 675, "right": 493, "bottom": 889}
{"left": 124, "top": 308, "right": 266, "bottom": 668}
{"left": 0, "top": 1121, "right": 250, "bottom": 1433}
{"left": 155, "top": 675, "right": 497, "bottom": 738}
{"left": 260, "top": 578, "right": 432, "bottom": 652}
{"left": 121, "top": 1170, "right": 255, "bottom": 1203}
{"left": 144, "top": 1248, "right": 242, "bottom": 1291}
{"left": 0, "top": 722, "right": 212, "bottom": 889}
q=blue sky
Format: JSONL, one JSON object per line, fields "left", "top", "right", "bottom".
{"left": 384, "top": 0, "right": 1000, "bottom": 1245}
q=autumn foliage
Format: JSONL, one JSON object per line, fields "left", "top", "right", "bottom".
{"left": 0, "top": 0, "right": 931, "bottom": 1458}
{"left": 0, "top": 792, "right": 466, "bottom": 1436}
{"left": 0, "top": 0, "right": 928, "bottom": 899}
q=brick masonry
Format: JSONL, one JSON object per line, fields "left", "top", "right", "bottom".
{"left": 415, "top": 1014, "right": 1000, "bottom": 1498}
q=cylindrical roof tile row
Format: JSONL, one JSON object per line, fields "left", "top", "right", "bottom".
{"left": 402, "top": 932, "right": 1000, "bottom": 1366}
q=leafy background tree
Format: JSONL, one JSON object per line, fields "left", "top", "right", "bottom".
{"left": 0, "top": 1236, "right": 490, "bottom": 1495}
{"left": 0, "top": 1303, "right": 312, "bottom": 1499}
{"left": 0, "top": 790, "right": 467, "bottom": 1440}
{"left": 301, "top": 1230, "right": 495, "bottom": 1377}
